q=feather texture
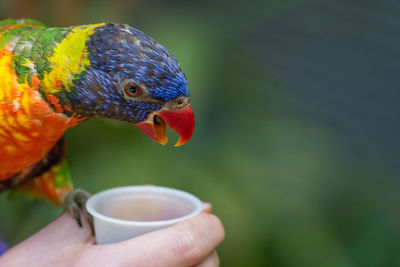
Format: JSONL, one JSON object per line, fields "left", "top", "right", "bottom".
{"left": 0, "top": 19, "right": 191, "bottom": 203}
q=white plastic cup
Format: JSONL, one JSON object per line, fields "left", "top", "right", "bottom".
{"left": 86, "top": 185, "right": 203, "bottom": 244}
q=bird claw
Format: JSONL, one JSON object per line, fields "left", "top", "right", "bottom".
{"left": 61, "top": 189, "right": 94, "bottom": 234}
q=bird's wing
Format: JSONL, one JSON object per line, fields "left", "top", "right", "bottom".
{"left": 2, "top": 136, "right": 73, "bottom": 205}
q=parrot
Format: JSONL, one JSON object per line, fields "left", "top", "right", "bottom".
{"left": 0, "top": 18, "right": 195, "bottom": 226}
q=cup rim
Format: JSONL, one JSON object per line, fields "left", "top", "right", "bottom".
{"left": 86, "top": 185, "right": 203, "bottom": 227}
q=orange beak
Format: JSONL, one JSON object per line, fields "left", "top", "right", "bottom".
{"left": 135, "top": 104, "right": 195, "bottom": 146}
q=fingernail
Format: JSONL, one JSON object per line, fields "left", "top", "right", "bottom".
{"left": 202, "top": 202, "right": 212, "bottom": 212}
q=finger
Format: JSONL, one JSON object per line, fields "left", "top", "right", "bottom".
{"left": 32, "top": 212, "right": 94, "bottom": 245}
{"left": 202, "top": 202, "right": 212, "bottom": 213}
{"left": 92, "top": 213, "right": 225, "bottom": 267}
{"left": 1, "top": 212, "right": 94, "bottom": 266}
{"left": 192, "top": 250, "right": 220, "bottom": 267}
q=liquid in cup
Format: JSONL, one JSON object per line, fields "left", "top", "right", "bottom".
{"left": 99, "top": 195, "right": 195, "bottom": 221}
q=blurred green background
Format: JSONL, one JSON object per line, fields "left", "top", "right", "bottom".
{"left": 1, "top": 0, "right": 399, "bottom": 266}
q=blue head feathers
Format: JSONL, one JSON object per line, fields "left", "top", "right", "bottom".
{"left": 70, "top": 23, "right": 189, "bottom": 123}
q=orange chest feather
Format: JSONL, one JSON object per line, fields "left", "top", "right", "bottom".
{"left": 0, "top": 48, "right": 79, "bottom": 180}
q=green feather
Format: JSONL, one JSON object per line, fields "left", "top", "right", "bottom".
{"left": 0, "top": 18, "right": 47, "bottom": 27}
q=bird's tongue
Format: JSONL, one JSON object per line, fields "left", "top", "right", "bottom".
{"left": 135, "top": 115, "right": 168, "bottom": 145}
{"left": 135, "top": 104, "right": 195, "bottom": 146}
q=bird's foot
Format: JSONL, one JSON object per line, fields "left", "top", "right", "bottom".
{"left": 61, "top": 188, "right": 94, "bottom": 233}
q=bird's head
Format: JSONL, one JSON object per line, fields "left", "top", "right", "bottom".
{"left": 72, "top": 23, "right": 194, "bottom": 146}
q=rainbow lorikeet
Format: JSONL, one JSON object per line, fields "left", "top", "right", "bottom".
{"left": 0, "top": 18, "right": 194, "bottom": 225}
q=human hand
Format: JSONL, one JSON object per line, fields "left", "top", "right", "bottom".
{"left": 0, "top": 203, "right": 224, "bottom": 267}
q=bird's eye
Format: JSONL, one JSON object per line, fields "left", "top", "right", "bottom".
{"left": 125, "top": 82, "right": 141, "bottom": 97}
